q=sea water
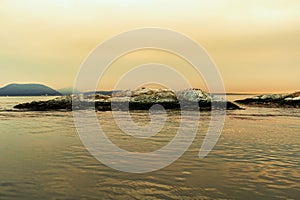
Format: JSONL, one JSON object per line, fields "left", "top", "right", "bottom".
{"left": 0, "top": 96, "right": 299, "bottom": 199}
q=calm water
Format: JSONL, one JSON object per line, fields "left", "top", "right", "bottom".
{"left": 0, "top": 96, "right": 299, "bottom": 199}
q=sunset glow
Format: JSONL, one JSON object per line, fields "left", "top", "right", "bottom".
{"left": 1, "top": 0, "right": 299, "bottom": 92}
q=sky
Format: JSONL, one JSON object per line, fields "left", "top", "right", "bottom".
{"left": 0, "top": 0, "right": 299, "bottom": 93}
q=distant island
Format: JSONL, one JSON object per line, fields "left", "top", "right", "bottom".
{"left": 0, "top": 83, "right": 119, "bottom": 97}
{"left": 0, "top": 83, "right": 62, "bottom": 96}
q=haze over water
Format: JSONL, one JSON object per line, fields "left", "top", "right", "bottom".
{"left": 0, "top": 96, "right": 299, "bottom": 199}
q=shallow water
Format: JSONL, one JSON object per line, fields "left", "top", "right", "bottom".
{"left": 0, "top": 96, "right": 299, "bottom": 199}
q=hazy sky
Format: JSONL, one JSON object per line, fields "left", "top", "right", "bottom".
{"left": 0, "top": 0, "right": 299, "bottom": 92}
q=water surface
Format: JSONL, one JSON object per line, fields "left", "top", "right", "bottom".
{"left": 0, "top": 96, "right": 299, "bottom": 199}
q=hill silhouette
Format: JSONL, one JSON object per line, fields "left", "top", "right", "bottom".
{"left": 0, "top": 83, "right": 62, "bottom": 96}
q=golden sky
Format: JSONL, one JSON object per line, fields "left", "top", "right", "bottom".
{"left": 0, "top": 0, "right": 299, "bottom": 93}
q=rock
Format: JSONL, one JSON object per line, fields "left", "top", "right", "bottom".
{"left": 14, "top": 96, "right": 72, "bottom": 111}
{"left": 175, "top": 88, "right": 212, "bottom": 102}
{"left": 131, "top": 88, "right": 177, "bottom": 103}
{"left": 111, "top": 90, "right": 132, "bottom": 97}
{"left": 14, "top": 88, "right": 241, "bottom": 111}
{"left": 95, "top": 94, "right": 110, "bottom": 101}
{"left": 235, "top": 91, "right": 300, "bottom": 108}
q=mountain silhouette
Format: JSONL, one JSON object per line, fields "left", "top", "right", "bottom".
{"left": 0, "top": 83, "right": 62, "bottom": 96}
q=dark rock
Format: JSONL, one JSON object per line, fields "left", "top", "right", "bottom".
{"left": 14, "top": 88, "right": 242, "bottom": 111}
{"left": 235, "top": 92, "right": 300, "bottom": 108}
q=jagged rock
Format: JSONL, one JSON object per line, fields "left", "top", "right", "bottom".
{"left": 235, "top": 91, "right": 300, "bottom": 108}
{"left": 14, "top": 88, "right": 241, "bottom": 111}
{"left": 175, "top": 89, "right": 212, "bottom": 102}
{"left": 14, "top": 96, "right": 72, "bottom": 111}
{"left": 131, "top": 88, "right": 177, "bottom": 103}
{"left": 95, "top": 94, "right": 110, "bottom": 101}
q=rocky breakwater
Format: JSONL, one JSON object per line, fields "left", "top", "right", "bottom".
{"left": 14, "top": 88, "right": 241, "bottom": 111}
{"left": 235, "top": 91, "right": 300, "bottom": 108}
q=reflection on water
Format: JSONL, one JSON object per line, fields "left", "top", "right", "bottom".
{"left": 0, "top": 96, "right": 299, "bottom": 199}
